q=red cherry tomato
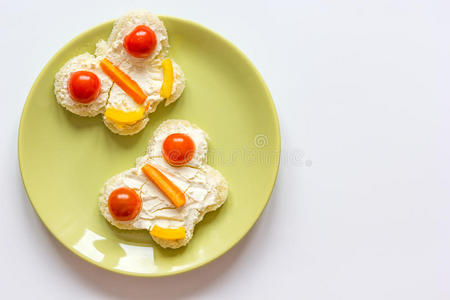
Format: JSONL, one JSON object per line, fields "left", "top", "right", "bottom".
{"left": 162, "top": 133, "right": 196, "bottom": 166}
{"left": 67, "top": 71, "right": 101, "bottom": 103}
{"left": 108, "top": 187, "right": 142, "bottom": 221}
{"left": 123, "top": 25, "right": 157, "bottom": 58}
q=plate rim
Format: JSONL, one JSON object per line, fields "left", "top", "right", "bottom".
{"left": 18, "top": 15, "right": 281, "bottom": 277}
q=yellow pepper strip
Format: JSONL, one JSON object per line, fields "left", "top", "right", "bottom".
{"left": 100, "top": 58, "right": 147, "bottom": 104}
{"left": 150, "top": 225, "right": 186, "bottom": 240}
{"left": 160, "top": 59, "right": 174, "bottom": 98}
{"left": 104, "top": 107, "right": 145, "bottom": 125}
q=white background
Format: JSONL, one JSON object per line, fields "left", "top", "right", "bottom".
{"left": 1, "top": 0, "right": 450, "bottom": 299}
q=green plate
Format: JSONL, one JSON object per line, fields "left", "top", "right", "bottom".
{"left": 18, "top": 16, "right": 280, "bottom": 277}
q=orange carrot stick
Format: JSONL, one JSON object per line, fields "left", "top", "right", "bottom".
{"left": 141, "top": 164, "right": 186, "bottom": 207}
{"left": 100, "top": 58, "right": 147, "bottom": 104}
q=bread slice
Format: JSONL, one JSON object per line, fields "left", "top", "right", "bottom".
{"left": 54, "top": 10, "right": 185, "bottom": 135}
{"left": 99, "top": 120, "right": 228, "bottom": 248}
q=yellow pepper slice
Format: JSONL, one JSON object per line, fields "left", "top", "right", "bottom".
{"left": 160, "top": 59, "right": 174, "bottom": 98}
{"left": 104, "top": 107, "right": 145, "bottom": 125}
{"left": 150, "top": 225, "right": 185, "bottom": 240}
